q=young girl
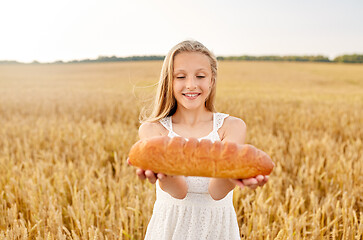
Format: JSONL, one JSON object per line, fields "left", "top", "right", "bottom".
{"left": 131, "top": 40, "right": 269, "bottom": 239}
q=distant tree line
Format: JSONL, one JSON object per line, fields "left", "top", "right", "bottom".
{"left": 217, "top": 54, "right": 363, "bottom": 63}
{"left": 55, "top": 55, "right": 165, "bottom": 64}
{"left": 0, "top": 60, "right": 22, "bottom": 64}
{"left": 1, "top": 54, "right": 363, "bottom": 64}
{"left": 217, "top": 55, "right": 331, "bottom": 62}
{"left": 333, "top": 54, "right": 363, "bottom": 63}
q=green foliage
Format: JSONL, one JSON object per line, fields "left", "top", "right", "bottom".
{"left": 68, "top": 55, "right": 165, "bottom": 63}
{"left": 333, "top": 54, "right": 363, "bottom": 63}
{"left": 1, "top": 54, "right": 363, "bottom": 64}
{"left": 0, "top": 60, "right": 21, "bottom": 64}
{"left": 217, "top": 55, "right": 330, "bottom": 62}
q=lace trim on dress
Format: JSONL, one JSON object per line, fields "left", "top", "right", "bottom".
{"left": 214, "top": 113, "right": 229, "bottom": 131}
{"left": 159, "top": 112, "right": 229, "bottom": 138}
{"left": 159, "top": 116, "right": 171, "bottom": 132}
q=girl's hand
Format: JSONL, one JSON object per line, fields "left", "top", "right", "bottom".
{"left": 229, "top": 175, "right": 269, "bottom": 190}
{"left": 127, "top": 158, "right": 167, "bottom": 184}
{"left": 136, "top": 169, "right": 167, "bottom": 184}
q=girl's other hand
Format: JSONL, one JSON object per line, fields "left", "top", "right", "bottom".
{"left": 229, "top": 175, "right": 269, "bottom": 190}
{"left": 128, "top": 157, "right": 167, "bottom": 184}
{"left": 136, "top": 169, "right": 167, "bottom": 184}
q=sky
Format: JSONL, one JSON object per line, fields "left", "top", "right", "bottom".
{"left": 1, "top": 0, "right": 362, "bottom": 63}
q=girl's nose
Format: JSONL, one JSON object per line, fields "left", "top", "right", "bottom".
{"left": 186, "top": 76, "right": 197, "bottom": 90}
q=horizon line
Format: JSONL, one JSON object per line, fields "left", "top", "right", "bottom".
{"left": 1, "top": 53, "right": 363, "bottom": 64}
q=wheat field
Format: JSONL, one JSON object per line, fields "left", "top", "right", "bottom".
{"left": 0, "top": 61, "right": 362, "bottom": 239}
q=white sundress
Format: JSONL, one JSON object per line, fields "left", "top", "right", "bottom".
{"left": 144, "top": 112, "right": 241, "bottom": 240}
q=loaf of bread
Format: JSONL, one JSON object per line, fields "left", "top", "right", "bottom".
{"left": 128, "top": 136, "right": 274, "bottom": 179}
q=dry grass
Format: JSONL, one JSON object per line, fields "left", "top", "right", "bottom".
{"left": 0, "top": 61, "right": 362, "bottom": 239}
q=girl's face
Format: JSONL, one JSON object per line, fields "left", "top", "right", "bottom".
{"left": 172, "top": 52, "right": 213, "bottom": 111}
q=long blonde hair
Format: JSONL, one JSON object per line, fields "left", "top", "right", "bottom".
{"left": 139, "top": 40, "right": 218, "bottom": 123}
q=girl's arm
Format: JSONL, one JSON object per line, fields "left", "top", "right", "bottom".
{"left": 134, "top": 122, "right": 188, "bottom": 199}
{"left": 208, "top": 117, "right": 269, "bottom": 200}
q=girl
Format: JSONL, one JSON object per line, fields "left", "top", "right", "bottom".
{"left": 131, "top": 40, "right": 269, "bottom": 239}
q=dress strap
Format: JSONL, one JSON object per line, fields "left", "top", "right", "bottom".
{"left": 214, "top": 112, "right": 229, "bottom": 131}
{"left": 159, "top": 116, "right": 172, "bottom": 132}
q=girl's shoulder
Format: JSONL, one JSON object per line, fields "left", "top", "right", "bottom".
{"left": 138, "top": 121, "right": 168, "bottom": 140}
{"left": 219, "top": 114, "right": 246, "bottom": 142}
{"left": 218, "top": 113, "right": 246, "bottom": 130}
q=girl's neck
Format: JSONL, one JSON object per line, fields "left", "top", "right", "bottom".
{"left": 172, "top": 107, "right": 213, "bottom": 128}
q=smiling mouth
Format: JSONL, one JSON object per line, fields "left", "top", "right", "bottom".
{"left": 183, "top": 93, "right": 200, "bottom": 97}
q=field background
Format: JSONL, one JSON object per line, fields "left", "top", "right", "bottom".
{"left": 0, "top": 61, "right": 362, "bottom": 239}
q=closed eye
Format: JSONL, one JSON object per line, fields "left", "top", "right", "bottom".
{"left": 176, "top": 76, "right": 185, "bottom": 79}
{"left": 197, "top": 76, "right": 205, "bottom": 78}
